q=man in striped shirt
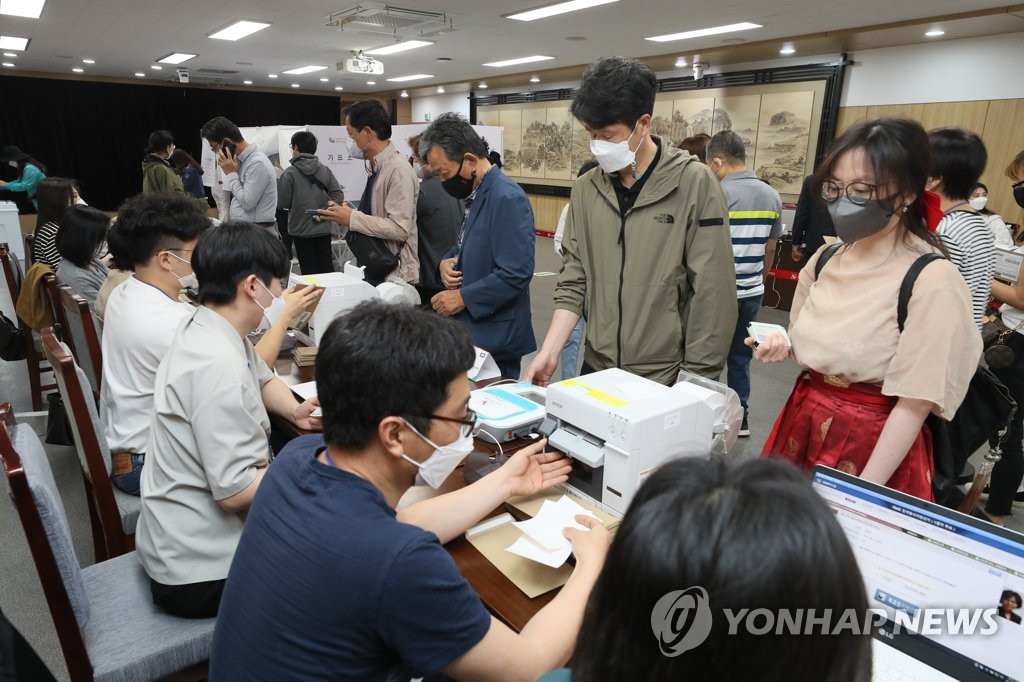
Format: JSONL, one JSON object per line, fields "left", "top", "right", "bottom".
{"left": 708, "top": 131, "right": 783, "bottom": 437}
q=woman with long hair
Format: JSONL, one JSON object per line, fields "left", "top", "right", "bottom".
{"left": 0, "top": 145, "right": 47, "bottom": 209}
{"left": 170, "top": 148, "right": 206, "bottom": 199}
{"left": 54, "top": 204, "right": 111, "bottom": 312}
{"left": 754, "top": 118, "right": 980, "bottom": 501}
{"left": 545, "top": 458, "right": 872, "bottom": 682}
{"left": 31, "top": 177, "right": 79, "bottom": 268}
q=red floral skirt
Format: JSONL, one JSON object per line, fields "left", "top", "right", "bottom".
{"left": 761, "top": 371, "right": 934, "bottom": 501}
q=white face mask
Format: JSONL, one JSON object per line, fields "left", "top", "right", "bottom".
{"left": 254, "top": 279, "right": 287, "bottom": 330}
{"left": 8, "top": 161, "right": 17, "bottom": 169}
{"left": 400, "top": 419, "right": 474, "bottom": 488}
{"left": 168, "top": 252, "right": 198, "bottom": 289}
{"left": 347, "top": 136, "right": 364, "bottom": 160}
{"left": 969, "top": 196, "right": 988, "bottom": 211}
{"left": 590, "top": 123, "right": 641, "bottom": 174}
{"left": 413, "top": 163, "right": 424, "bottom": 180}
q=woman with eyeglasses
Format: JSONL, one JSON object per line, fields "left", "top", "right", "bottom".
{"left": 750, "top": 118, "right": 980, "bottom": 500}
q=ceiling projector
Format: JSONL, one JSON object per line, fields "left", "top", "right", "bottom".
{"left": 341, "top": 56, "right": 384, "bottom": 75}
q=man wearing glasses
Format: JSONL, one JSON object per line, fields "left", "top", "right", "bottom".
{"left": 211, "top": 301, "right": 611, "bottom": 682}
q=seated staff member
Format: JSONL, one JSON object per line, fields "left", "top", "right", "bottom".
{"left": 54, "top": 205, "right": 110, "bottom": 313}
{"left": 542, "top": 458, "right": 871, "bottom": 682}
{"left": 211, "top": 301, "right": 610, "bottom": 681}
{"left": 101, "top": 193, "right": 210, "bottom": 495}
{"left": 752, "top": 118, "right": 980, "bottom": 500}
{"left": 135, "top": 222, "right": 321, "bottom": 619}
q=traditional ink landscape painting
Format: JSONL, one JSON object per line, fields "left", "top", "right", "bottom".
{"left": 480, "top": 82, "right": 820, "bottom": 197}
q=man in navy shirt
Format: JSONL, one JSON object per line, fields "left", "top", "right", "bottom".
{"left": 211, "top": 301, "right": 610, "bottom": 681}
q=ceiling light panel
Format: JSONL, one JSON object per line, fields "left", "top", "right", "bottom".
{"left": 386, "top": 74, "right": 433, "bottom": 82}
{"left": 0, "top": 36, "right": 29, "bottom": 51}
{"left": 283, "top": 65, "right": 327, "bottom": 75}
{"left": 209, "top": 20, "right": 270, "bottom": 41}
{"left": 0, "top": 0, "right": 45, "bottom": 19}
{"left": 157, "top": 53, "right": 197, "bottom": 65}
{"left": 365, "top": 40, "right": 433, "bottom": 56}
{"left": 483, "top": 55, "right": 554, "bottom": 67}
{"left": 506, "top": 0, "right": 617, "bottom": 22}
{"left": 646, "top": 22, "right": 761, "bottom": 43}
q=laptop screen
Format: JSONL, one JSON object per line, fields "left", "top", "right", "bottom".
{"left": 811, "top": 466, "right": 1024, "bottom": 682}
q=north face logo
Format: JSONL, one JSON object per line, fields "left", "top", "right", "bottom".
{"left": 654, "top": 214, "right": 675, "bottom": 224}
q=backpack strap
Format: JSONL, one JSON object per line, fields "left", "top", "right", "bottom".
{"left": 897, "top": 253, "right": 945, "bottom": 333}
{"left": 813, "top": 243, "right": 843, "bottom": 280}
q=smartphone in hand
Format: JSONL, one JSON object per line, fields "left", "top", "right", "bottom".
{"left": 304, "top": 208, "right": 321, "bottom": 216}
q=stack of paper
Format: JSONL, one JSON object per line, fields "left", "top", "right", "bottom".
{"left": 506, "top": 496, "right": 598, "bottom": 568}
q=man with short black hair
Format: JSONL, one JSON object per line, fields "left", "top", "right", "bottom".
{"left": 318, "top": 100, "right": 419, "bottom": 284}
{"left": 278, "top": 130, "right": 345, "bottom": 274}
{"left": 210, "top": 301, "right": 609, "bottom": 681}
{"left": 525, "top": 56, "right": 736, "bottom": 387}
{"left": 135, "top": 222, "right": 321, "bottom": 619}
{"left": 200, "top": 116, "right": 278, "bottom": 239}
{"left": 707, "top": 129, "right": 783, "bottom": 437}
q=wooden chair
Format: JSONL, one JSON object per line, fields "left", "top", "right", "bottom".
{"left": 0, "top": 403, "right": 213, "bottom": 682}
{"left": 56, "top": 285, "right": 103, "bottom": 401}
{"left": 41, "top": 328, "right": 138, "bottom": 561}
{"left": 24, "top": 231, "right": 36, "bottom": 268}
{"left": 0, "top": 242, "right": 57, "bottom": 410}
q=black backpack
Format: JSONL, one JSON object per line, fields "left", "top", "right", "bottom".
{"left": 814, "top": 244, "right": 1015, "bottom": 508}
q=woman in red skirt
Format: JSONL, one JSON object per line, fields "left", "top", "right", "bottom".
{"left": 751, "top": 118, "right": 981, "bottom": 500}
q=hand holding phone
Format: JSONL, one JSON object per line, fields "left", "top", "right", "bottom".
{"left": 305, "top": 208, "right": 321, "bottom": 216}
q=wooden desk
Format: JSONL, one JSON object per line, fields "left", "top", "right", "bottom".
{"left": 447, "top": 515, "right": 556, "bottom": 632}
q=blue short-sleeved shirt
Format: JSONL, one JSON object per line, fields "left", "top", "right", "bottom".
{"left": 210, "top": 435, "right": 492, "bottom": 681}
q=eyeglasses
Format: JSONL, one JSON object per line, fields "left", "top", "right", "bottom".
{"left": 821, "top": 180, "right": 877, "bottom": 206}
{"left": 425, "top": 408, "right": 478, "bottom": 438}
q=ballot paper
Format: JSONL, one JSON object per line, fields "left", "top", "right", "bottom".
{"left": 290, "top": 380, "right": 318, "bottom": 401}
{"left": 506, "top": 496, "right": 598, "bottom": 568}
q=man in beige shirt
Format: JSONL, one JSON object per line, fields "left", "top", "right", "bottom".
{"left": 135, "top": 221, "right": 321, "bottom": 619}
{"left": 318, "top": 99, "right": 419, "bottom": 285}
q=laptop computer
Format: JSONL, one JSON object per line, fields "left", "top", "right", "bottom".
{"left": 811, "top": 466, "right": 1024, "bottom": 682}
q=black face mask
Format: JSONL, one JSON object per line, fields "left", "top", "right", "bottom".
{"left": 1014, "top": 183, "right": 1024, "bottom": 209}
{"left": 442, "top": 159, "right": 475, "bottom": 199}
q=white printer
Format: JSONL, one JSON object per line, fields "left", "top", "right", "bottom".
{"left": 290, "top": 264, "right": 379, "bottom": 345}
{"left": 544, "top": 368, "right": 735, "bottom": 517}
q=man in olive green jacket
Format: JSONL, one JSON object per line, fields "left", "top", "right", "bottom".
{"left": 141, "top": 129, "right": 208, "bottom": 211}
{"left": 525, "top": 57, "right": 736, "bottom": 386}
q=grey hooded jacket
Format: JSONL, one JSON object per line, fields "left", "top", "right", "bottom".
{"left": 278, "top": 153, "right": 345, "bottom": 238}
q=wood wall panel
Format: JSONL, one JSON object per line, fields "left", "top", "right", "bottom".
{"left": 919, "top": 101, "right": 990, "bottom": 135}
{"left": 981, "top": 99, "right": 1024, "bottom": 225}
{"left": 836, "top": 98, "right": 1024, "bottom": 220}
{"left": 835, "top": 106, "right": 868, "bottom": 135}
{"left": 527, "top": 194, "right": 569, "bottom": 233}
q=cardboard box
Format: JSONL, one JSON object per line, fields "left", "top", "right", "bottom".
{"left": 995, "top": 245, "right": 1024, "bottom": 283}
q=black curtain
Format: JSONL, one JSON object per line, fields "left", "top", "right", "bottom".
{"left": 0, "top": 75, "right": 342, "bottom": 211}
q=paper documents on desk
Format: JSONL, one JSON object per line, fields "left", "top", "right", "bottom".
{"left": 290, "top": 380, "right": 318, "bottom": 401}
{"left": 506, "top": 496, "right": 598, "bottom": 568}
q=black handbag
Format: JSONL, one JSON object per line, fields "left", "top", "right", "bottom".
{"left": 0, "top": 310, "right": 25, "bottom": 361}
{"left": 44, "top": 392, "right": 74, "bottom": 446}
{"left": 345, "top": 231, "right": 399, "bottom": 286}
{"left": 893, "top": 255, "right": 1016, "bottom": 507}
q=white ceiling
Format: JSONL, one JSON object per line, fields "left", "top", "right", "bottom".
{"left": 0, "top": 0, "right": 1020, "bottom": 95}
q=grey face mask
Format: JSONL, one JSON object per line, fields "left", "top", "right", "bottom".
{"left": 826, "top": 196, "right": 895, "bottom": 243}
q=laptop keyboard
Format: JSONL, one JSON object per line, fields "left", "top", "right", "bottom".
{"left": 873, "top": 639, "right": 957, "bottom": 682}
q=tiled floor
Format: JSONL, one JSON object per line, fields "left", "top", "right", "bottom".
{"left": 1, "top": 236, "right": 1020, "bottom": 680}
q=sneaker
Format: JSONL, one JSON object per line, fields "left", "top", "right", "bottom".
{"left": 738, "top": 413, "right": 750, "bottom": 438}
